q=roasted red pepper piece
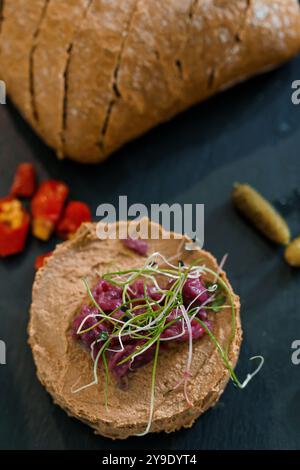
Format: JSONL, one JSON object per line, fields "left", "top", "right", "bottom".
{"left": 56, "top": 201, "right": 91, "bottom": 239}
{"left": 31, "top": 180, "right": 69, "bottom": 241}
{"left": 35, "top": 251, "right": 53, "bottom": 270}
{"left": 0, "top": 197, "right": 30, "bottom": 257}
{"left": 10, "top": 163, "right": 37, "bottom": 198}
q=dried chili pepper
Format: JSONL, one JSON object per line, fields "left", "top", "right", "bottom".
{"left": 10, "top": 163, "right": 37, "bottom": 198}
{"left": 0, "top": 197, "right": 30, "bottom": 256}
{"left": 31, "top": 180, "right": 69, "bottom": 241}
{"left": 35, "top": 251, "right": 53, "bottom": 270}
{"left": 56, "top": 201, "right": 91, "bottom": 239}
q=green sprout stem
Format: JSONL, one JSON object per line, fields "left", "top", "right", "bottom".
{"left": 72, "top": 252, "right": 263, "bottom": 437}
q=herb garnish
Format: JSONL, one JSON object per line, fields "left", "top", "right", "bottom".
{"left": 72, "top": 251, "right": 264, "bottom": 435}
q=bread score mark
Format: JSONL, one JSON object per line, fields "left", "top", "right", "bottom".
{"left": 71, "top": 250, "right": 264, "bottom": 436}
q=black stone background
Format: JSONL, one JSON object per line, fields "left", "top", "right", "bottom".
{"left": 0, "top": 57, "right": 300, "bottom": 450}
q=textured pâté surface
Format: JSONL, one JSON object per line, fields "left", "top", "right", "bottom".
{"left": 29, "top": 221, "right": 241, "bottom": 439}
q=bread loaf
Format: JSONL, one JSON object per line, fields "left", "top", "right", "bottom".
{"left": 1, "top": 0, "right": 300, "bottom": 163}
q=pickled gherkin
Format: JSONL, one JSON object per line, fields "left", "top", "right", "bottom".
{"left": 232, "top": 183, "right": 290, "bottom": 245}
{"left": 285, "top": 237, "right": 300, "bottom": 267}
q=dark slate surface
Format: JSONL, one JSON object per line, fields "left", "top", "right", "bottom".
{"left": 1, "top": 58, "right": 300, "bottom": 450}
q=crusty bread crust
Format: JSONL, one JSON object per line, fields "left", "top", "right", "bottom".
{"left": 30, "top": 0, "right": 92, "bottom": 155}
{"left": 1, "top": 0, "right": 300, "bottom": 163}
{"left": 0, "top": 0, "right": 48, "bottom": 125}
{"left": 28, "top": 220, "right": 242, "bottom": 439}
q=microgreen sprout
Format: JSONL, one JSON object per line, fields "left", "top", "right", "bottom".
{"left": 100, "top": 331, "right": 109, "bottom": 341}
{"left": 72, "top": 251, "right": 264, "bottom": 436}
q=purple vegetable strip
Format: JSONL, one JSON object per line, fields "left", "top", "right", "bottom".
{"left": 73, "top": 273, "right": 217, "bottom": 380}
{"left": 122, "top": 237, "right": 148, "bottom": 256}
